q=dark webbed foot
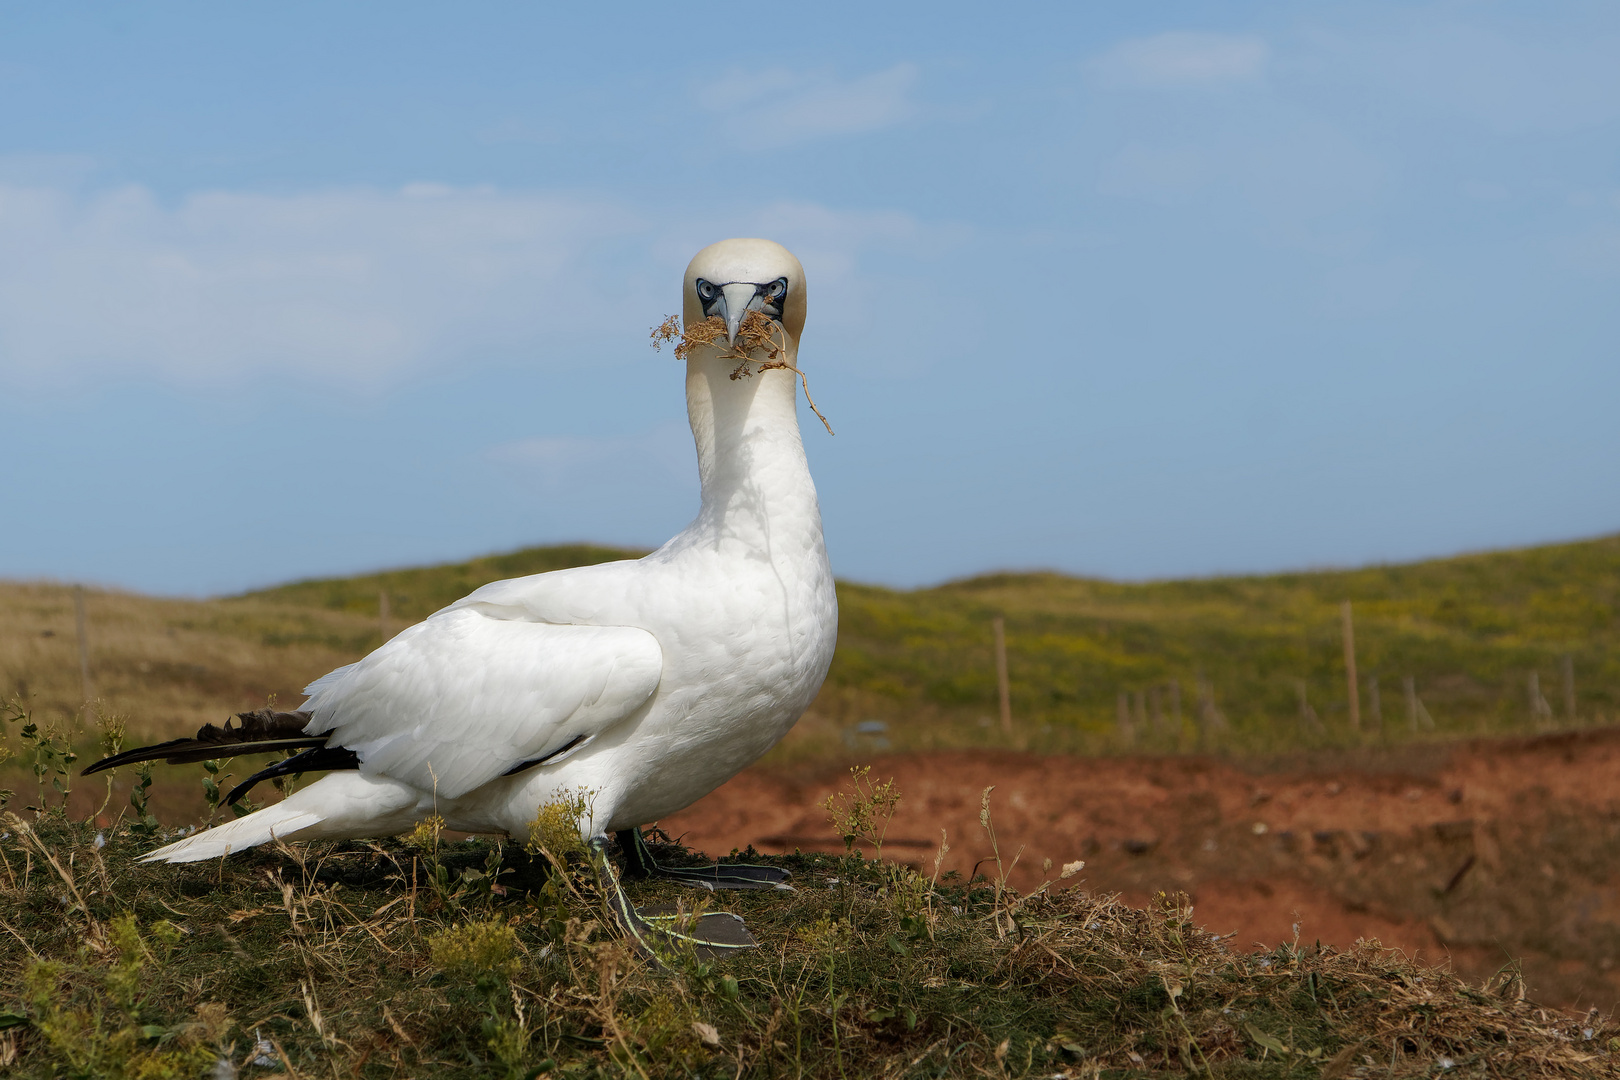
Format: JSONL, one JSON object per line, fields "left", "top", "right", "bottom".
{"left": 634, "top": 905, "right": 758, "bottom": 954}
{"left": 616, "top": 828, "right": 793, "bottom": 891}
{"left": 588, "top": 839, "right": 760, "bottom": 962}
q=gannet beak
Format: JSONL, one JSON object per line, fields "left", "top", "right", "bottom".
{"left": 719, "top": 282, "right": 761, "bottom": 345}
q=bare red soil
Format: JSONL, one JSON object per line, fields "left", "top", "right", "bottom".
{"left": 663, "top": 728, "right": 1620, "bottom": 1014}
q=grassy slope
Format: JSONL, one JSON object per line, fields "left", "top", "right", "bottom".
{"left": 249, "top": 531, "right": 1620, "bottom": 759}
{"left": 1, "top": 810, "right": 1611, "bottom": 1078}
{"left": 2, "top": 534, "right": 1615, "bottom": 798}
{"left": 822, "top": 533, "right": 1620, "bottom": 756}
{"left": 242, "top": 543, "right": 645, "bottom": 621}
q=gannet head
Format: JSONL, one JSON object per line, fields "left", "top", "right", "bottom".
{"left": 683, "top": 238, "right": 807, "bottom": 349}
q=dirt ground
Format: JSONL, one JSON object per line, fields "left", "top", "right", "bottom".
{"left": 662, "top": 727, "right": 1620, "bottom": 1015}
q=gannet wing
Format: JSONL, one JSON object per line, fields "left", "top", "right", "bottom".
{"left": 300, "top": 606, "right": 662, "bottom": 799}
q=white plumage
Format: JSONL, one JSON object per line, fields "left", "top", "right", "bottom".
{"left": 140, "top": 238, "right": 837, "bottom": 864}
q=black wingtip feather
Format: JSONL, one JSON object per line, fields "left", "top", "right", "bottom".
{"left": 80, "top": 708, "right": 330, "bottom": 776}
{"left": 224, "top": 745, "right": 361, "bottom": 805}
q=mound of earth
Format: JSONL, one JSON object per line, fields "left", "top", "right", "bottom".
{"left": 663, "top": 727, "right": 1620, "bottom": 1014}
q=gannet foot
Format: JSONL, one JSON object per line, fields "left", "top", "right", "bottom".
{"left": 589, "top": 839, "right": 759, "bottom": 963}
{"left": 616, "top": 828, "right": 792, "bottom": 891}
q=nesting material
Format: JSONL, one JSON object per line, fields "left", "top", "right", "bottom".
{"left": 651, "top": 312, "right": 834, "bottom": 435}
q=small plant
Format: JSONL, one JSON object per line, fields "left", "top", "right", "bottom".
{"left": 89, "top": 705, "right": 127, "bottom": 821}
{"left": 796, "top": 913, "right": 851, "bottom": 956}
{"left": 3, "top": 698, "right": 76, "bottom": 816}
{"left": 977, "top": 785, "right": 1026, "bottom": 939}
{"left": 428, "top": 918, "right": 522, "bottom": 982}
{"left": 526, "top": 874, "right": 574, "bottom": 949}
{"left": 127, "top": 763, "right": 159, "bottom": 839}
{"left": 199, "top": 759, "right": 230, "bottom": 825}
{"left": 405, "top": 812, "right": 446, "bottom": 854}
{"left": 525, "top": 788, "right": 593, "bottom": 863}
{"left": 821, "top": 766, "right": 901, "bottom": 862}
{"left": 430, "top": 917, "right": 533, "bottom": 1076}
{"left": 458, "top": 842, "right": 508, "bottom": 904}
{"left": 406, "top": 813, "right": 458, "bottom": 908}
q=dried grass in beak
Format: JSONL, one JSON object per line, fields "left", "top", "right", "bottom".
{"left": 651, "top": 313, "right": 834, "bottom": 435}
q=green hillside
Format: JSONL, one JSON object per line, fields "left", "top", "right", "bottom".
{"left": 235, "top": 534, "right": 1620, "bottom": 757}
{"left": 242, "top": 542, "right": 645, "bottom": 620}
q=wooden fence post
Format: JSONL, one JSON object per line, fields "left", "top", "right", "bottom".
{"left": 992, "top": 616, "right": 1011, "bottom": 734}
{"left": 1528, "top": 672, "right": 1552, "bottom": 728}
{"left": 1341, "top": 601, "right": 1360, "bottom": 732}
{"left": 1296, "top": 679, "right": 1323, "bottom": 734}
{"left": 1195, "top": 673, "right": 1226, "bottom": 745}
{"left": 1561, "top": 654, "right": 1576, "bottom": 724}
{"left": 73, "top": 585, "right": 93, "bottom": 708}
{"left": 380, "top": 589, "right": 392, "bottom": 641}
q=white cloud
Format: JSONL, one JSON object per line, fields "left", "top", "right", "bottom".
{"left": 697, "top": 63, "right": 919, "bottom": 145}
{"left": 0, "top": 182, "right": 645, "bottom": 385}
{"left": 0, "top": 176, "right": 968, "bottom": 387}
{"left": 1090, "top": 32, "right": 1268, "bottom": 89}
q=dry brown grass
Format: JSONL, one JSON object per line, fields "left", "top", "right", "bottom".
{"left": 0, "top": 581, "right": 376, "bottom": 743}
{"left": 651, "top": 312, "right": 834, "bottom": 434}
{"left": 0, "top": 581, "right": 385, "bottom": 822}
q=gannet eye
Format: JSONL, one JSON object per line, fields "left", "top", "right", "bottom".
{"left": 767, "top": 278, "right": 787, "bottom": 300}
{"left": 696, "top": 279, "right": 716, "bottom": 301}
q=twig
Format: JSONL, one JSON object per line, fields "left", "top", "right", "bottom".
{"left": 756, "top": 360, "right": 836, "bottom": 435}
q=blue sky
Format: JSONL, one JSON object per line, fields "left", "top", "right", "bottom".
{"left": 1, "top": 2, "right": 1616, "bottom": 596}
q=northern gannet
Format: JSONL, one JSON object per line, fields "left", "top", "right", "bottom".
{"left": 86, "top": 238, "right": 838, "bottom": 950}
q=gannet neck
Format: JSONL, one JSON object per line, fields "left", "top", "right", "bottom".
{"left": 683, "top": 347, "right": 818, "bottom": 541}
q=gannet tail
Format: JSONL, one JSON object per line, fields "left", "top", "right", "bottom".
{"left": 137, "top": 771, "right": 424, "bottom": 863}
{"left": 139, "top": 804, "right": 325, "bottom": 863}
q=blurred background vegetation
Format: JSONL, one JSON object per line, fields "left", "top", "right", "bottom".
{"left": 2, "top": 533, "right": 1616, "bottom": 779}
